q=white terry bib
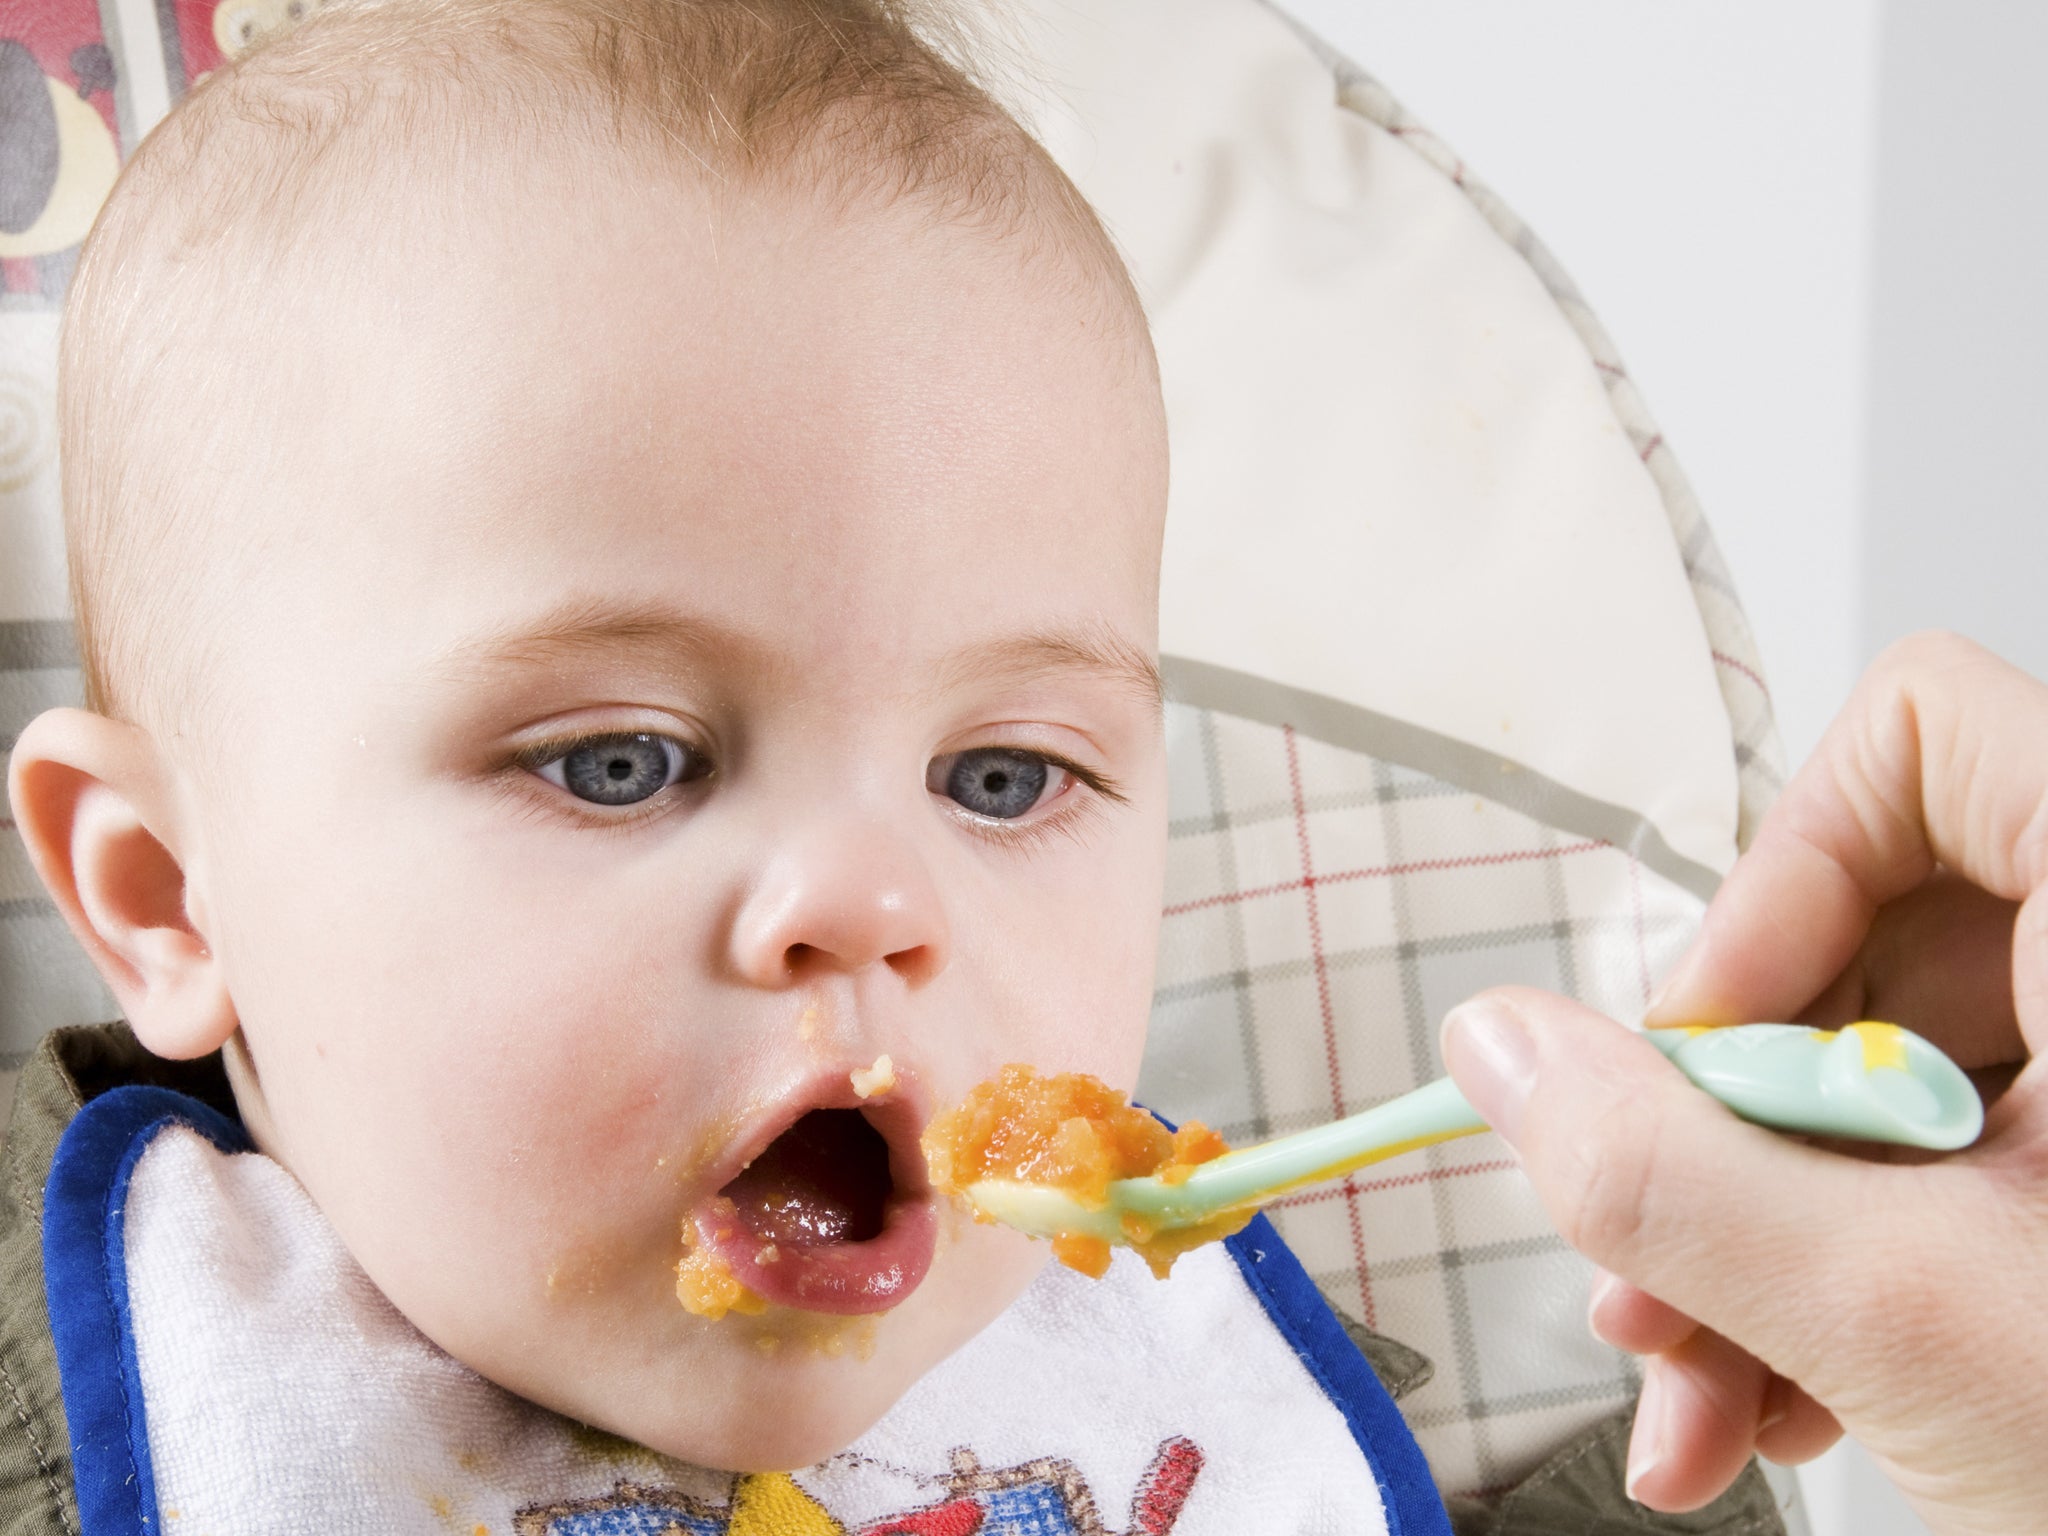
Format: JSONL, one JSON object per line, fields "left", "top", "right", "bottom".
{"left": 42, "top": 1088, "right": 1448, "bottom": 1536}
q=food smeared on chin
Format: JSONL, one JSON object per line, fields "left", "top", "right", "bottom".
{"left": 676, "top": 1101, "right": 936, "bottom": 1318}
{"left": 921, "top": 1064, "right": 1234, "bottom": 1279}
{"left": 750, "top": 1313, "right": 879, "bottom": 1361}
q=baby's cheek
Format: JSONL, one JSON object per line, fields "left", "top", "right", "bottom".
{"left": 1035, "top": 913, "right": 1157, "bottom": 1078}
{"left": 962, "top": 970, "right": 1149, "bottom": 1095}
{"left": 283, "top": 992, "right": 706, "bottom": 1297}
{"left": 334, "top": 1045, "right": 709, "bottom": 1343}
{"left": 1019, "top": 839, "right": 1162, "bottom": 1082}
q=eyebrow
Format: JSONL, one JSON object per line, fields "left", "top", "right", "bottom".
{"left": 427, "top": 598, "right": 753, "bottom": 684}
{"left": 934, "top": 625, "right": 1165, "bottom": 714}
{"left": 429, "top": 597, "right": 1163, "bottom": 711}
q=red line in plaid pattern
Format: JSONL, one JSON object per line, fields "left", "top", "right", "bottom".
{"left": 1284, "top": 725, "right": 1377, "bottom": 1326}
{"left": 1285, "top": 726, "right": 1343, "bottom": 1122}
{"left": 1160, "top": 840, "right": 1611, "bottom": 918}
{"left": 1636, "top": 433, "right": 1664, "bottom": 464}
{"left": 1710, "top": 649, "right": 1772, "bottom": 700}
{"left": 1267, "top": 1157, "right": 1519, "bottom": 1211}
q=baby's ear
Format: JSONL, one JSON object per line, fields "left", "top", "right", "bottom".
{"left": 6, "top": 707, "right": 235, "bottom": 1059}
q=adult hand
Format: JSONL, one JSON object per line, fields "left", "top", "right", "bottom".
{"left": 1441, "top": 632, "right": 2048, "bottom": 1536}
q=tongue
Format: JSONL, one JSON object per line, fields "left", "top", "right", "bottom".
{"left": 721, "top": 1109, "right": 890, "bottom": 1246}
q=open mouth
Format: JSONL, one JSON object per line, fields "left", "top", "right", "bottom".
{"left": 692, "top": 1102, "right": 936, "bottom": 1316}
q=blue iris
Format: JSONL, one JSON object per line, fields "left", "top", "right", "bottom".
{"left": 945, "top": 748, "right": 1049, "bottom": 819}
{"left": 560, "top": 734, "right": 684, "bottom": 806}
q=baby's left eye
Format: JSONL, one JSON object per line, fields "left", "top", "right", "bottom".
{"left": 929, "top": 747, "right": 1068, "bottom": 820}
{"left": 531, "top": 733, "right": 707, "bottom": 807}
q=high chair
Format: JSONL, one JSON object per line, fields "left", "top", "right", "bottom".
{"left": 0, "top": 0, "right": 1799, "bottom": 1528}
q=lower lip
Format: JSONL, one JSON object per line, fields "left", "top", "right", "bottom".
{"left": 693, "top": 1195, "right": 937, "bottom": 1316}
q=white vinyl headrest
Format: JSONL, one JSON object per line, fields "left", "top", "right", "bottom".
{"left": 1006, "top": 0, "right": 1744, "bottom": 885}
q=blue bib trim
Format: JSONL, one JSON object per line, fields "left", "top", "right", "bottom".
{"left": 1224, "top": 1217, "right": 1450, "bottom": 1536}
{"left": 42, "top": 1085, "right": 251, "bottom": 1536}
{"left": 44, "top": 1086, "right": 1448, "bottom": 1535}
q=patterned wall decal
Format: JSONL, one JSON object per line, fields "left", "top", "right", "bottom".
{"left": 0, "top": 0, "right": 119, "bottom": 304}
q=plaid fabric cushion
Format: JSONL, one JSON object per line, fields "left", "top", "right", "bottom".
{"left": 1137, "top": 690, "right": 1705, "bottom": 1497}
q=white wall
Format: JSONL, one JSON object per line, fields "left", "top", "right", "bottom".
{"left": 1861, "top": 1, "right": 2048, "bottom": 677}
{"left": 1282, "top": 0, "right": 1880, "bottom": 768}
{"left": 1274, "top": 4, "right": 2005, "bottom": 1534}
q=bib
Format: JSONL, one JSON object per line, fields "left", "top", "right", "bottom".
{"left": 44, "top": 1086, "right": 1449, "bottom": 1536}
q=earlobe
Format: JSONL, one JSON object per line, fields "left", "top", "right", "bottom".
{"left": 5, "top": 706, "right": 236, "bottom": 1059}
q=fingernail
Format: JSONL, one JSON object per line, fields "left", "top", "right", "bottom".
{"left": 1756, "top": 1376, "right": 1791, "bottom": 1436}
{"left": 1441, "top": 998, "right": 1537, "bottom": 1143}
{"left": 1643, "top": 947, "right": 1701, "bottom": 1026}
{"left": 1587, "top": 1270, "right": 1623, "bottom": 1343}
{"left": 1626, "top": 1360, "right": 1669, "bottom": 1503}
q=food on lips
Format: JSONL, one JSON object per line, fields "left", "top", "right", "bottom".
{"left": 850, "top": 1054, "right": 895, "bottom": 1099}
{"left": 677, "top": 1095, "right": 935, "bottom": 1319}
{"left": 676, "top": 1202, "right": 768, "bottom": 1320}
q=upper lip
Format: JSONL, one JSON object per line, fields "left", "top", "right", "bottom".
{"left": 703, "top": 1064, "right": 932, "bottom": 1213}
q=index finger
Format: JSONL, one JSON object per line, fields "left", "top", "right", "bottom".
{"left": 1648, "top": 632, "right": 2048, "bottom": 1049}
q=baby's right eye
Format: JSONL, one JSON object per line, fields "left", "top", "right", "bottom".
{"left": 531, "top": 733, "right": 708, "bottom": 807}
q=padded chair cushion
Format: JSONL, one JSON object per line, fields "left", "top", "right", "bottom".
{"left": 1004, "top": 0, "right": 1782, "bottom": 880}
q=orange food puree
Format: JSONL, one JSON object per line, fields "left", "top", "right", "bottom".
{"left": 922, "top": 1064, "right": 1238, "bottom": 1279}
{"left": 675, "top": 1209, "right": 767, "bottom": 1321}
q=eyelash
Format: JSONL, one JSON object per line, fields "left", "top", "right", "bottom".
{"left": 500, "top": 731, "right": 1126, "bottom": 842}
{"left": 939, "top": 750, "right": 1126, "bottom": 850}
{"left": 497, "top": 730, "right": 708, "bottom": 834}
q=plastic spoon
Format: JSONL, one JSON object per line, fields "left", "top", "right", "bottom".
{"left": 961, "top": 1021, "right": 1984, "bottom": 1254}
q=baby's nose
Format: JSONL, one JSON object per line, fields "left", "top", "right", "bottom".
{"left": 727, "top": 818, "right": 949, "bottom": 988}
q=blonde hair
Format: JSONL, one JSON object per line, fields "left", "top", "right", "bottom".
{"left": 60, "top": 0, "right": 1146, "bottom": 731}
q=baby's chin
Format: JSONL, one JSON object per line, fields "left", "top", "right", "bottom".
{"left": 626, "top": 1362, "right": 904, "bottom": 1472}
{"left": 491, "top": 1224, "right": 1049, "bottom": 1473}
{"left": 634, "top": 1346, "right": 929, "bottom": 1472}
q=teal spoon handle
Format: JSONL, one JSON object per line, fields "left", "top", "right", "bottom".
{"left": 1107, "top": 1020, "right": 1983, "bottom": 1232}
{"left": 1638, "top": 1021, "right": 1981, "bottom": 1147}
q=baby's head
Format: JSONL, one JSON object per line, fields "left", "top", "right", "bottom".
{"left": 9, "top": 0, "right": 1168, "bottom": 1470}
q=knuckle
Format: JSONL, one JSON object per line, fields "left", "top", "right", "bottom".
{"left": 1542, "top": 1089, "right": 1665, "bottom": 1268}
{"left": 1869, "top": 628, "right": 1984, "bottom": 685}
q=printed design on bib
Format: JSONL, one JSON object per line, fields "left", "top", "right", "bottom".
{"left": 513, "top": 1436, "right": 1204, "bottom": 1536}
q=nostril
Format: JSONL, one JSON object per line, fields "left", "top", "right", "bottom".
{"left": 732, "top": 857, "right": 951, "bottom": 987}
{"left": 884, "top": 943, "right": 941, "bottom": 987}
{"left": 782, "top": 940, "right": 936, "bottom": 987}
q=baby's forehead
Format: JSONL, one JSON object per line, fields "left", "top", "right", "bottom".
{"left": 99, "top": 11, "right": 1150, "bottom": 491}
{"left": 63, "top": 0, "right": 1159, "bottom": 745}
{"left": 178, "top": 216, "right": 1163, "bottom": 774}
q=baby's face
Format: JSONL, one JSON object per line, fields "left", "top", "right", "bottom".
{"left": 175, "top": 164, "right": 1168, "bottom": 1468}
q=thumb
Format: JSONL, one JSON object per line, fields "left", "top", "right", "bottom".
{"left": 1440, "top": 986, "right": 1926, "bottom": 1395}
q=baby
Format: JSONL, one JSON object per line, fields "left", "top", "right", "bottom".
{"left": 10, "top": 0, "right": 1169, "bottom": 1474}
